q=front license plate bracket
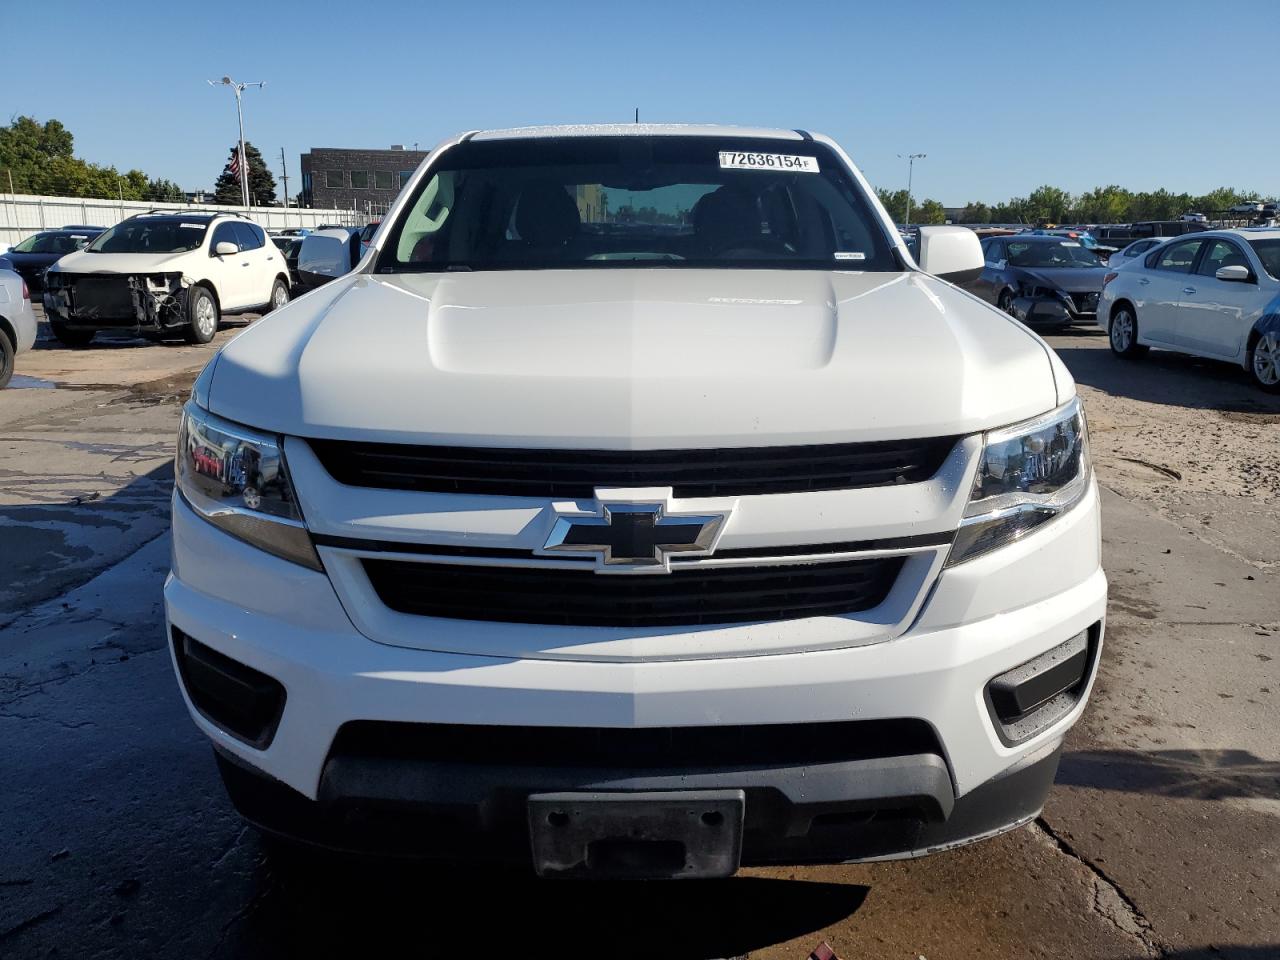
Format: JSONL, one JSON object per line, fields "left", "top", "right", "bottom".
{"left": 527, "top": 790, "right": 746, "bottom": 879}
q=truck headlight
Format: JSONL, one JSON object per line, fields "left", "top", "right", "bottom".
{"left": 947, "top": 397, "right": 1090, "bottom": 566}
{"left": 176, "top": 401, "right": 321, "bottom": 570}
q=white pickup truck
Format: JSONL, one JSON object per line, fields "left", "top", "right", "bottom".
{"left": 165, "top": 125, "right": 1105, "bottom": 879}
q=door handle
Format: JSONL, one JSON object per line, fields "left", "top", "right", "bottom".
{"left": 1182, "top": 286, "right": 1196, "bottom": 295}
{"left": 1138, "top": 277, "right": 1150, "bottom": 285}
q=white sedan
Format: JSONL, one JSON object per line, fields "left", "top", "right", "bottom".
{"left": 1106, "top": 236, "right": 1168, "bottom": 268}
{"left": 1097, "top": 228, "right": 1280, "bottom": 391}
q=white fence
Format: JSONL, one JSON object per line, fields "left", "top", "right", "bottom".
{"left": 0, "top": 193, "right": 366, "bottom": 247}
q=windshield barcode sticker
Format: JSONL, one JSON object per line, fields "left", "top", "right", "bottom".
{"left": 719, "top": 152, "right": 819, "bottom": 173}
{"left": 834, "top": 251, "right": 866, "bottom": 261}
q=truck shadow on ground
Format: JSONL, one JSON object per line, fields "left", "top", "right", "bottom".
{"left": 1059, "top": 747, "right": 1280, "bottom": 801}
{"left": 1049, "top": 331, "right": 1280, "bottom": 414}
{"left": 229, "top": 849, "right": 869, "bottom": 958}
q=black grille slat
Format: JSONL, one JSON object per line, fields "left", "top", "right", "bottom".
{"left": 331, "top": 718, "right": 942, "bottom": 769}
{"left": 309, "top": 437, "right": 958, "bottom": 499}
{"left": 362, "top": 556, "right": 904, "bottom": 627}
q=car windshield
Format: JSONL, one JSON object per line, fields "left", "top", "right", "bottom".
{"left": 376, "top": 135, "right": 898, "bottom": 272}
{"left": 1006, "top": 240, "right": 1102, "bottom": 268}
{"left": 12, "top": 232, "right": 86, "bottom": 254}
{"left": 88, "top": 218, "right": 208, "bottom": 254}
{"left": 1248, "top": 239, "right": 1280, "bottom": 280}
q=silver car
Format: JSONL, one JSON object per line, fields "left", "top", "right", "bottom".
{"left": 0, "top": 266, "right": 38, "bottom": 389}
{"left": 1106, "top": 236, "right": 1169, "bottom": 269}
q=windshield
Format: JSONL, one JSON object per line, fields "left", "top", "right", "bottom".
{"left": 1007, "top": 240, "right": 1103, "bottom": 268}
{"left": 1248, "top": 239, "right": 1280, "bottom": 280}
{"left": 13, "top": 232, "right": 87, "bottom": 254}
{"left": 88, "top": 218, "right": 208, "bottom": 254}
{"left": 376, "top": 136, "right": 897, "bottom": 272}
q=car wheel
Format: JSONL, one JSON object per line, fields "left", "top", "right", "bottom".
{"left": 1248, "top": 330, "right": 1280, "bottom": 393}
{"left": 0, "top": 331, "right": 13, "bottom": 389}
{"left": 997, "top": 289, "right": 1016, "bottom": 315}
{"left": 267, "top": 277, "right": 290, "bottom": 313}
{"left": 1108, "top": 306, "right": 1148, "bottom": 358}
{"left": 50, "top": 322, "right": 95, "bottom": 348}
{"left": 185, "top": 286, "right": 219, "bottom": 344}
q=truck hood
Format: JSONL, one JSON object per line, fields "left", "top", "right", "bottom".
{"left": 48, "top": 249, "right": 189, "bottom": 275}
{"left": 207, "top": 269, "right": 1065, "bottom": 448}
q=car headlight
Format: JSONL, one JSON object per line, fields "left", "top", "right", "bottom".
{"left": 947, "top": 397, "right": 1090, "bottom": 566}
{"left": 176, "top": 401, "right": 321, "bottom": 570}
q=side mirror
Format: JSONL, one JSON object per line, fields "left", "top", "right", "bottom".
{"left": 1215, "top": 264, "right": 1253, "bottom": 283}
{"left": 296, "top": 229, "right": 360, "bottom": 290}
{"left": 916, "top": 226, "right": 984, "bottom": 283}
{"left": 214, "top": 241, "right": 238, "bottom": 257}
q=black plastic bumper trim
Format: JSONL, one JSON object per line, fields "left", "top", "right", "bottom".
{"left": 984, "top": 622, "right": 1101, "bottom": 747}
{"left": 212, "top": 741, "right": 1064, "bottom": 869}
{"left": 172, "top": 628, "right": 285, "bottom": 749}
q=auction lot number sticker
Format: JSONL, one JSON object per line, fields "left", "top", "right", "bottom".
{"left": 719, "top": 151, "right": 819, "bottom": 172}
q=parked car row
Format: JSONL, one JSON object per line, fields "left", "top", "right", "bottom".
{"left": 1098, "top": 227, "right": 1280, "bottom": 391}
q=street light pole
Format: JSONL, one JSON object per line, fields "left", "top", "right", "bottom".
{"left": 897, "top": 152, "right": 926, "bottom": 227}
{"left": 208, "top": 77, "right": 265, "bottom": 207}
{"left": 279, "top": 147, "right": 289, "bottom": 209}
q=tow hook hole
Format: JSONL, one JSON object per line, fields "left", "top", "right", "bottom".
{"left": 547, "top": 811, "right": 570, "bottom": 827}
{"left": 701, "top": 811, "right": 724, "bottom": 827}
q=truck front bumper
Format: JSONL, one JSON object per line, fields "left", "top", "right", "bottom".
{"left": 164, "top": 482, "right": 1106, "bottom": 871}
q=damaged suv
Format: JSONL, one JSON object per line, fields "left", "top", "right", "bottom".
{"left": 44, "top": 212, "right": 290, "bottom": 346}
{"left": 166, "top": 126, "right": 1106, "bottom": 879}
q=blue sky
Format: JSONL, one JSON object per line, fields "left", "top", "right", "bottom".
{"left": 5, "top": 0, "right": 1277, "bottom": 203}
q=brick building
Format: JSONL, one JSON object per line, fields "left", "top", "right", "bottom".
{"left": 299, "top": 145, "right": 430, "bottom": 213}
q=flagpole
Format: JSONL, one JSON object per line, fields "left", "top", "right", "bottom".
{"left": 234, "top": 85, "right": 248, "bottom": 206}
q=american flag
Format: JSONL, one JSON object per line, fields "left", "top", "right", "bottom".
{"left": 228, "top": 147, "right": 241, "bottom": 179}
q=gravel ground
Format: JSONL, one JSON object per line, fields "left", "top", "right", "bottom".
{"left": 1053, "top": 328, "right": 1280, "bottom": 568}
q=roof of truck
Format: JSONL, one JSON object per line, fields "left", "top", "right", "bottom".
{"left": 468, "top": 123, "right": 816, "bottom": 142}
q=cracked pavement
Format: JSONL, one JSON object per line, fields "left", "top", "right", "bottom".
{"left": 0, "top": 322, "right": 1276, "bottom": 958}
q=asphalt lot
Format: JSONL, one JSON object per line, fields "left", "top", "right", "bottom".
{"left": 0, "top": 311, "right": 1276, "bottom": 959}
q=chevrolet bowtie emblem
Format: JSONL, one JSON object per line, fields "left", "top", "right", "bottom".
{"left": 542, "top": 502, "right": 728, "bottom": 571}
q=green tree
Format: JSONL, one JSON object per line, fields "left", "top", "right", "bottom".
{"left": 148, "top": 177, "right": 186, "bottom": 202}
{"left": 912, "top": 198, "right": 946, "bottom": 225}
{"left": 1073, "top": 185, "right": 1132, "bottom": 224}
{"left": 213, "top": 142, "right": 277, "bottom": 206}
{"left": 0, "top": 116, "right": 75, "bottom": 192}
{"left": 875, "top": 188, "right": 909, "bottom": 222}
{"left": 990, "top": 197, "right": 1030, "bottom": 224}
{"left": 1024, "top": 185, "right": 1073, "bottom": 224}
{"left": 0, "top": 115, "right": 185, "bottom": 200}
{"left": 957, "top": 201, "right": 991, "bottom": 224}
{"left": 1191, "top": 187, "right": 1250, "bottom": 215}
